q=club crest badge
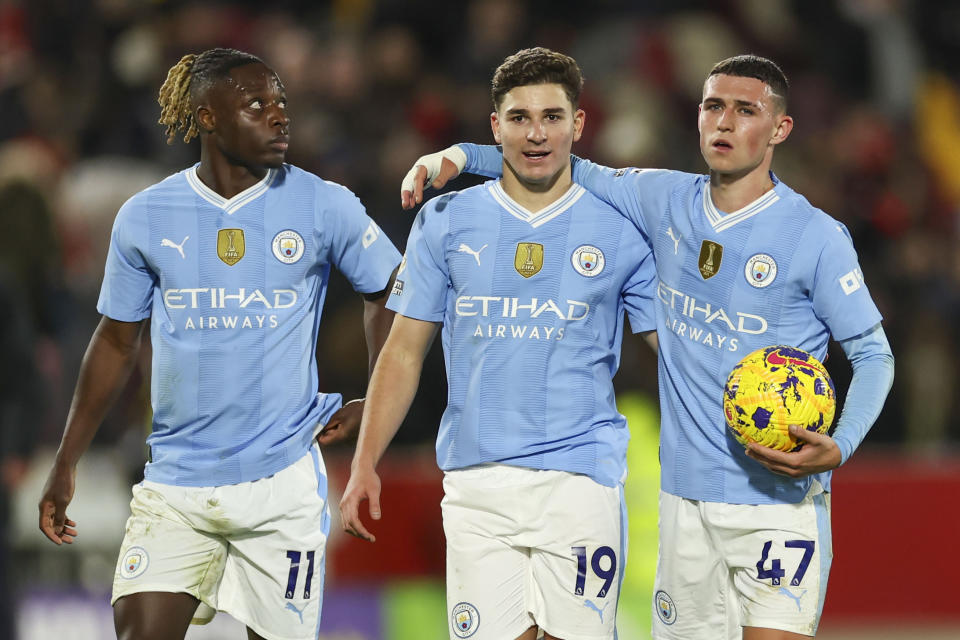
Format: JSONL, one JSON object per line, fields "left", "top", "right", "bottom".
{"left": 272, "top": 229, "right": 305, "bottom": 264}
{"left": 217, "top": 228, "right": 245, "bottom": 266}
{"left": 572, "top": 245, "right": 605, "bottom": 277}
{"left": 655, "top": 590, "right": 677, "bottom": 625}
{"left": 514, "top": 242, "right": 543, "bottom": 278}
{"left": 744, "top": 253, "right": 778, "bottom": 288}
{"left": 120, "top": 546, "right": 150, "bottom": 580}
{"left": 450, "top": 602, "right": 480, "bottom": 638}
{"left": 698, "top": 240, "right": 723, "bottom": 279}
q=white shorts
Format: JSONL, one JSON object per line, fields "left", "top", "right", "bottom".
{"left": 442, "top": 464, "right": 625, "bottom": 640}
{"left": 652, "top": 485, "right": 832, "bottom": 639}
{"left": 111, "top": 444, "right": 330, "bottom": 640}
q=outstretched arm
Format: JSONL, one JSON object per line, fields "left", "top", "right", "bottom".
{"left": 339, "top": 314, "right": 439, "bottom": 542}
{"left": 39, "top": 316, "right": 146, "bottom": 545}
{"left": 399, "top": 145, "right": 653, "bottom": 237}
{"left": 317, "top": 270, "right": 398, "bottom": 446}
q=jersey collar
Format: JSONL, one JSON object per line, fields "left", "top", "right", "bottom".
{"left": 185, "top": 165, "right": 278, "bottom": 215}
{"left": 489, "top": 180, "right": 585, "bottom": 228}
{"left": 703, "top": 172, "right": 781, "bottom": 232}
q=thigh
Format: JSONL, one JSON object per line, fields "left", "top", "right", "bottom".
{"left": 114, "top": 591, "right": 199, "bottom": 640}
{"left": 652, "top": 491, "right": 736, "bottom": 640}
{"left": 217, "top": 445, "right": 330, "bottom": 640}
{"left": 528, "top": 472, "right": 623, "bottom": 640}
{"left": 442, "top": 466, "right": 535, "bottom": 640}
{"left": 717, "top": 490, "right": 832, "bottom": 637}
{"left": 111, "top": 482, "right": 228, "bottom": 610}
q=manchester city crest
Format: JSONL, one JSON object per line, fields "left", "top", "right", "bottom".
{"left": 450, "top": 602, "right": 480, "bottom": 638}
{"left": 272, "top": 229, "right": 305, "bottom": 264}
{"left": 744, "top": 253, "right": 778, "bottom": 288}
{"left": 120, "top": 546, "right": 150, "bottom": 580}
{"left": 572, "top": 245, "right": 605, "bottom": 277}
{"left": 655, "top": 590, "right": 677, "bottom": 625}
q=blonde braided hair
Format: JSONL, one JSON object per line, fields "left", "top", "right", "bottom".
{"left": 158, "top": 53, "right": 198, "bottom": 144}
{"left": 157, "top": 48, "right": 265, "bottom": 145}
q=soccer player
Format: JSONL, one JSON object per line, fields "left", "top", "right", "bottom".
{"left": 37, "top": 48, "right": 400, "bottom": 640}
{"left": 400, "top": 55, "right": 895, "bottom": 640}
{"left": 339, "top": 48, "right": 657, "bottom": 640}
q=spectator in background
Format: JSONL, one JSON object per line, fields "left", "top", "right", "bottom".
{"left": 0, "top": 270, "right": 40, "bottom": 639}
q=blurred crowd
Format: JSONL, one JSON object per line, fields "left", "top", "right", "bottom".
{"left": 1, "top": 0, "right": 959, "bottom": 540}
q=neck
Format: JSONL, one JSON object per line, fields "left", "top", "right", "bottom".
{"left": 197, "top": 146, "right": 268, "bottom": 199}
{"left": 500, "top": 161, "right": 573, "bottom": 212}
{"left": 708, "top": 163, "right": 775, "bottom": 213}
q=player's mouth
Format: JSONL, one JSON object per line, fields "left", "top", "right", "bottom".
{"left": 268, "top": 135, "right": 290, "bottom": 152}
{"left": 711, "top": 139, "right": 733, "bottom": 152}
{"left": 522, "top": 150, "right": 551, "bottom": 162}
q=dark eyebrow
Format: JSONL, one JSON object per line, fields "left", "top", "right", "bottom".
{"left": 504, "top": 107, "right": 567, "bottom": 116}
{"left": 703, "top": 97, "right": 763, "bottom": 110}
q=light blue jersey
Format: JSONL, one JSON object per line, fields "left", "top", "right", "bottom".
{"left": 462, "top": 145, "right": 885, "bottom": 504}
{"left": 98, "top": 164, "right": 401, "bottom": 487}
{"left": 388, "top": 180, "right": 656, "bottom": 487}
{"left": 568, "top": 164, "right": 884, "bottom": 504}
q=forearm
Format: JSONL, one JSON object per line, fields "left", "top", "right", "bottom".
{"left": 353, "top": 344, "right": 424, "bottom": 470}
{"left": 832, "top": 325, "right": 895, "bottom": 463}
{"left": 461, "top": 143, "right": 505, "bottom": 178}
{"left": 353, "top": 317, "right": 437, "bottom": 470}
{"left": 56, "top": 318, "right": 144, "bottom": 467}
{"left": 362, "top": 281, "right": 397, "bottom": 380}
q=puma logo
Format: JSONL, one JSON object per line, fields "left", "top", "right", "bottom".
{"left": 285, "top": 601, "right": 305, "bottom": 624}
{"left": 457, "top": 243, "right": 488, "bottom": 266}
{"left": 665, "top": 227, "right": 681, "bottom": 255}
{"left": 778, "top": 587, "right": 807, "bottom": 612}
{"left": 161, "top": 235, "right": 189, "bottom": 259}
{"left": 583, "top": 599, "right": 611, "bottom": 623}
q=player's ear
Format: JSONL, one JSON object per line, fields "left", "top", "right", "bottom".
{"left": 490, "top": 111, "right": 502, "bottom": 144}
{"left": 770, "top": 114, "right": 793, "bottom": 146}
{"left": 572, "top": 108, "right": 585, "bottom": 143}
{"left": 195, "top": 104, "right": 215, "bottom": 134}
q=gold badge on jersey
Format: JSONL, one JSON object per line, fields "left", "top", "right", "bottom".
{"left": 218, "top": 229, "right": 245, "bottom": 266}
{"left": 514, "top": 242, "right": 543, "bottom": 278}
{"left": 698, "top": 240, "right": 723, "bottom": 279}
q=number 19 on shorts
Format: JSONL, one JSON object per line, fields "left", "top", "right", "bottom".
{"left": 571, "top": 546, "right": 617, "bottom": 597}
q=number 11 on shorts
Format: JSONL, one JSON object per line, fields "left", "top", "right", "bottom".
{"left": 571, "top": 546, "right": 617, "bottom": 597}
{"left": 285, "top": 550, "right": 316, "bottom": 599}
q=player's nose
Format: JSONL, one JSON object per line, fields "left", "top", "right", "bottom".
{"left": 526, "top": 121, "right": 547, "bottom": 141}
{"left": 269, "top": 105, "right": 290, "bottom": 129}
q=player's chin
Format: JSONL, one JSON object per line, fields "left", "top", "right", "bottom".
{"left": 262, "top": 155, "right": 286, "bottom": 169}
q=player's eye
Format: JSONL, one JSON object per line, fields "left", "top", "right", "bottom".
{"left": 546, "top": 114, "right": 561, "bottom": 121}
{"left": 249, "top": 99, "right": 263, "bottom": 109}
{"left": 511, "top": 115, "right": 525, "bottom": 123}
{"left": 739, "top": 107, "right": 755, "bottom": 115}
{"left": 278, "top": 98, "right": 288, "bottom": 109}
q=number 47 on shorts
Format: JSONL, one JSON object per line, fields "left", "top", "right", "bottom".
{"left": 756, "top": 539, "right": 815, "bottom": 587}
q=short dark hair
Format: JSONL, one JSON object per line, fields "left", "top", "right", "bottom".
{"left": 708, "top": 54, "right": 789, "bottom": 112}
{"left": 491, "top": 47, "right": 584, "bottom": 111}
{"left": 157, "top": 48, "right": 265, "bottom": 144}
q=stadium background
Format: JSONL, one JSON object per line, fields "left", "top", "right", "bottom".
{"left": 1, "top": 0, "right": 959, "bottom": 638}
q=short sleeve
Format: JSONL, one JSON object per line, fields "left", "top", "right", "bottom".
{"left": 96, "top": 197, "right": 156, "bottom": 321}
{"left": 320, "top": 182, "right": 401, "bottom": 294}
{"left": 386, "top": 197, "right": 450, "bottom": 322}
{"left": 621, "top": 229, "right": 658, "bottom": 333}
